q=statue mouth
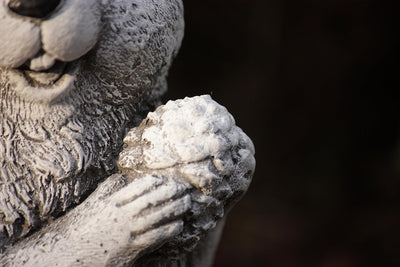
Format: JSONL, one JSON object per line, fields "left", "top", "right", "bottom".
{"left": 19, "top": 60, "right": 68, "bottom": 87}
{"left": 7, "top": 58, "right": 79, "bottom": 104}
{"left": 17, "top": 61, "right": 75, "bottom": 90}
{"left": 13, "top": 50, "right": 80, "bottom": 87}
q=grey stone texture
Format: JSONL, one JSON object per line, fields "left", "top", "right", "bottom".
{"left": 0, "top": 0, "right": 255, "bottom": 265}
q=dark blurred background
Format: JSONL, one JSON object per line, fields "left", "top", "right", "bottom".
{"left": 165, "top": 0, "right": 400, "bottom": 266}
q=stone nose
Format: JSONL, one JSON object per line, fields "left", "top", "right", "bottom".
{"left": 8, "top": 0, "right": 61, "bottom": 18}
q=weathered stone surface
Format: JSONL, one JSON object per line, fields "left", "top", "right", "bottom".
{"left": 118, "top": 95, "right": 255, "bottom": 264}
{"left": 0, "top": 0, "right": 255, "bottom": 266}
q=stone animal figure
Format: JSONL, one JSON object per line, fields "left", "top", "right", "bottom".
{"left": 0, "top": 0, "right": 255, "bottom": 266}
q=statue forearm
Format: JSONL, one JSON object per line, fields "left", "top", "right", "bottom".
{"left": 0, "top": 0, "right": 254, "bottom": 265}
{"left": 1, "top": 96, "right": 255, "bottom": 266}
{"left": 1, "top": 174, "right": 188, "bottom": 266}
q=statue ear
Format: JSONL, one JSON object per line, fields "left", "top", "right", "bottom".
{"left": 8, "top": 0, "right": 61, "bottom": 18}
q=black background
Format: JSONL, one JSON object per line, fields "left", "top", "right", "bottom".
{"left": 165, "top": 0, "right": 400, "bottom": 266}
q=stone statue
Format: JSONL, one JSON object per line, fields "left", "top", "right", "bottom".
{"left": 0, "top": 0, "right": 255, "bottom": 266}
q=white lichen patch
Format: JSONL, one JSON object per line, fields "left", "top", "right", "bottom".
{"left": 119, "top": 95, "right": 255, "bottom": 194}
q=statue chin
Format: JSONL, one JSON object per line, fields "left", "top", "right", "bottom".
{"left": 5, "top": 63, "right": 78, "bottom": 104}
{"left": 0, "top": 0, "right": 100, "bottom": 105}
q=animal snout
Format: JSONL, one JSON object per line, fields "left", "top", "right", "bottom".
{"left": 8, "top": 0, "right": 61, "bottom": 18}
